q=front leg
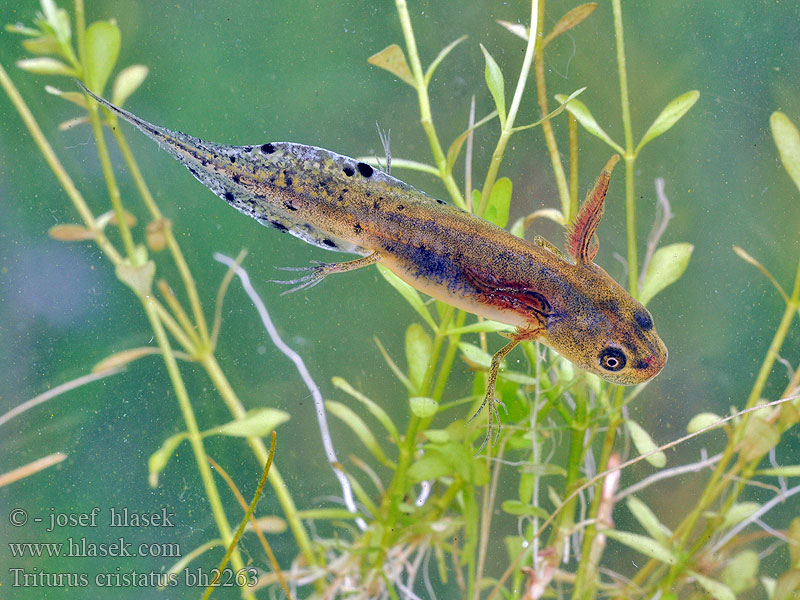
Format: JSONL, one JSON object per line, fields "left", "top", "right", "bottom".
{"left": 470, "top": 325, "right": 543, "bottom": 453}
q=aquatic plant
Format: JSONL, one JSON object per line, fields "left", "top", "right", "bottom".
{"left": 2, "top": 1, "right": 799, "bottom": 599}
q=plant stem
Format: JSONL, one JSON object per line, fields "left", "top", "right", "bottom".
{"left": 534, "top": 0, "right": 571, "bottom": 218}
{"left": 394, "top": 0, "right": 465, "bottom": 209}
{"left": 477, "top": 0, "right": 540, "bottom": 217}
{"left": 111, "top": 127, "right": 211, "bottom": 345}
{"left": 0, "top": 63, "right": 122, "bottom": 265}
{"left": 198, "top": 352, "right": 320, "bottom": 575}
{"left": 138, "top": 299, "right": 253, "bottom": 599}
{"left": 568, "top": 115, "right": 579, "bottom": 221}
{"left": 611, "top": 0, "right": 639, "bottom": 296}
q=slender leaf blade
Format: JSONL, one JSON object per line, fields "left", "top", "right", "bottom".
{"left": 85, "top": 20, "right": 121, "bottom": 94}
{"left": 112, "top": 64, "right": 149, "bottom": 106}
{"left": 406, "top": 323, "right": 433, "bottom": 392}
{"left": 331, "top": 376, "right": 400, "bottom": 442}
{"left": 636, "top": 90, "right": 700, "bottom": 153}
{"left": 555, "top": 94, "right": 623, "bottom": 153}
{"left": 625, "top": 419, "right": 666, "bottom": 468}
{"left": 770, "top": 111, "right": 800, "bottom": 194}
{"left": 543, "top": 3, "right": 598, "bottom": 46}
{"left": 603, "top": 530, "right": 677, "bottom": 564}
{"left": 639, "top": 243, "right": 694, "bottom": 306}
{"left": 376, "top": 264, "right": 438, "bottom": 332}
{"left": 215, "top": 408, "right": 290, "bottom": 438}
{"left": 480, "top": 44, "right": 506, "bottom": 126}
{"left": 425, "top": 35, "right": 467, "bottom": 84}
{"left": 325, "top": 400, "right": 394, "bottom": 467}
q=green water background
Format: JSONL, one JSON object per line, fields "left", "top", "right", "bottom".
{"left": 1, "top": 1, "right": 798, "bottom": 598}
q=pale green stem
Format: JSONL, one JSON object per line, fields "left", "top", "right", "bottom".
{"left": 568, "top": 115, "right": 579, "bottom": 221}
{"left": 534, "top": 0, "right": 571, "bottom": 218}
{"left": 477, "top": 0, "right": 539, "bottom": 217}
{"left": 394, "top": 0, "right": 465, "bottom": 208}
{"left": 611, "top": 0, "right": 639, "bottom": 295}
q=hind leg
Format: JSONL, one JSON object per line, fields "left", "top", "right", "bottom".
{"left": 271, "top": 252, "right": 380, "bottom": 294}
{"left": 470, "top": 325, "right": 543, "bottom": 454}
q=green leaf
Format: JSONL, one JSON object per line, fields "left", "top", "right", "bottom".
{"left": 21, "top": 35, "right": 61, "bottom": 55}
{"left": 214, "top": 407, "right": 290, "bottom": 438}
{"left": 542, "top": 3, "right": 598, "bottom": 46}
{"left": 627, "top": 496, "right": 671, "bottom": 544}
{"left": 721, "top": 502, "right": 760, "bottom": 530}
{"left": 484, "top": 177, "right": 512, "bottom": 227}
{"left": 480, "top": 44, "right": 506, "bottom": 126}
{"left": 374, "top": 336, "right": 414, "bottom": 392}
{"left": 16, "top": 57, "right": 76, "bottom": 76}
{"left": 425, "top": 35, "right": 467, "bottom": 85}
{"left": 756, "top": 465, "right": 800, "bottom": 478}
{"left": 739, "top": 415, "right": 779, "bottom": 461}
{"left": 721, "top": 550, "right": 759, "bottom": 594}
{"left": 45, "top": 85, "right": 88, "bottom": 109}
{"left": 367, "top": 44, "right": 415, "bottom": 87}
{"left": 376, "top": 264, "right": 438, "bottom": 332}
{"left": 770, "top": 111, "right": 800, "bottom": 194}
{"left": 639, "top": 242, "right": 694, "bottom": 306}
{"left": 331, "top": 376, "right": 400, "bottom": 442}
{"left": 148, "top": 432, "right": 187, "bottom": 484}
{"left": 112, "top": 64, "right": 149, "bottom": 107}
{"left": 496, "top": 19, "right": 529, "bottom": 42}
{"left": 501, "top": 500, "right": 549, "bottom": 519}
{"left": 689, "top": 571, "right": 736, "bottom": 600}
{"left": 85, "top": 20, "right": 121, "bottom": 94}
{"left": 603, "top": 530, "right": 677, "bottom": 565}
{"left": 296, "top": 508, "right": 365, "bottom": 521}
{"left": 406, "top": 323, "right": 433, "bottom": 392}
{"left": 520, "top": 463, "right": 568, "bottom": 477}
{"left": 636, "top": 90, "right": 700, "bottom": 154}
{"left": 325, "top": 401, "right": 394, "bottom": 467}
{"left": 687, "top": 412, "right": 723, "bottom": 433}
{"left": 555, "top": 94, "right": 624, "bottom": 154}
{"left": 625, "top": 419, "right": 666, "bottom": 468}
{"left": 459, "top": 342, "right": 498, "bottom": 370}
{"left": 409, "top": 396, "right": 438, "bottom": 418}
{"left": 408, "top": 454, "right": 451, "bottom": 483}
{"left": 512, "top": 87, "right": 586, "bottom": 132}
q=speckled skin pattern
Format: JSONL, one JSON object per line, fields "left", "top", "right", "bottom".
{"left": 83, "top": 87, "right": 666, "bottom": 385}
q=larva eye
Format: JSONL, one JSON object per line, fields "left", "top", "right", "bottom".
{"left": 599, "top": 347, "right": 626, "bottom": 372}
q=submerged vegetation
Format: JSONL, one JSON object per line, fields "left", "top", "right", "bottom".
{"left": 2, "top": 0, "right": 799, "bottom": 598}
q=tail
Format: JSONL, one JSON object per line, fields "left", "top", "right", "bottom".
{"left": 76, "top": 80, "right": 172, "bottom": 146}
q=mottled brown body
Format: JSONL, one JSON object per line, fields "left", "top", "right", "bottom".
{"left": 81, "top": 85, "right": 666, "bottom": 391}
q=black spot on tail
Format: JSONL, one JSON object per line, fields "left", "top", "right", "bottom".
{"left": 357, "top": 162, "right": 373, "bottom": 177}
{"left": 284, "top": 201, "right": 298, "bottom": 211}
{"left": 343, "top": 166, "right": 355, "bottom": 177}
{"left": 261, "top": 143, "right": 276, "bottom": 154}
{"left": 272, "top": 221, "right": 289, "bottom": 233}
{"left": 232, "top": 174, "right": 240, "bottom": 184}
{"left": 244, "top": 146, "right": 253, "bottom": 152}
{"left": 224, "top": 191, "right": 235, "bottom": 203}
{"left": 322, "top": 239, "right": 337, "bottom": 248}
{"left": 229, "top": 155, "right": 236, "bottom": 163}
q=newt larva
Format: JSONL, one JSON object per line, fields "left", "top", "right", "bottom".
{"left": 79, "top": 83, "right": 667, "bottom": 447}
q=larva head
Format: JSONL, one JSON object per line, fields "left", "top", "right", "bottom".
{"left": 542, "top": 263, "right": 667, "bottom": 384}
{"left": 543, "top": 154, "right": 667, "bottom": 384}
